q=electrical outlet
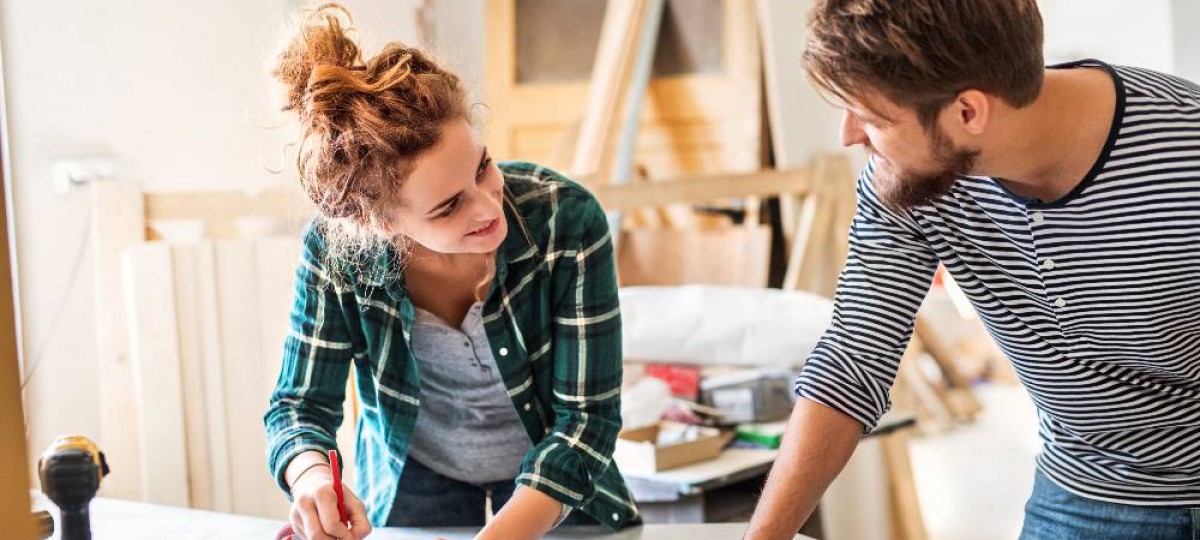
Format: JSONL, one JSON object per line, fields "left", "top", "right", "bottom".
{"left": 51, "top": 157, "right": 116, "bottom": 195}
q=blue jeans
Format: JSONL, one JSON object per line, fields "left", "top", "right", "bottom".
{"left": 386, "top": 457, "right": 598, "bottom": 527}
{"left": 1021, "top": 470, "right": 1200, "bottom": 539}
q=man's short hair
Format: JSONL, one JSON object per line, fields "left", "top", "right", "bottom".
{"left": 803, "top": 0, "right": 1044, "bottom": 128}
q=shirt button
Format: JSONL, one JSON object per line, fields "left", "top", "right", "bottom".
{"left": 1054, "top": 297, "right": 1066, "bottom": 308}
{"left": 499, "top": 347, "right": 509, "bottom": 356}
{"left": 1032, "top": 211, "right": 1045, "bottom": 223}
{"left": 1042, "top": 258, "right": 1055, "bottom": 270}
{"left": 523, "top": 402, "right": 532, "bottom": 412}
{"left": 612, "top": 513, "right": 620, "bottom": 521}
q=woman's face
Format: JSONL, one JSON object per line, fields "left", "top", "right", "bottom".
{"left": 387, "top": 119, "right": 507, "bottom": 255}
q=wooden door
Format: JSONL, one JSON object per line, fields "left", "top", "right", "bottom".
{"left": 484, "top": 0, "right": 762, "bottom": 178}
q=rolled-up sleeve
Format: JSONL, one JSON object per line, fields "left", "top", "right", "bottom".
{"left": 794, "top": 159, "right": 938, "bottom": 433}
{"left": 517, "top": 196, "right": 624, "bottom": 508}
{"left": 264, "top": 227, "right": 356, "bottom": 496}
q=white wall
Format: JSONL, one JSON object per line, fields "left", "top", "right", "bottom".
{"left": 1171, "top": 0, "right": 1200, "bottom": 83}
{"left": 1041, "top": 0, "right": 1174, "bottom": 69}
{"left": 760, "top": 0, "right": 849, "bottom": 169}
{"left": 432, "top": 0, "right": 486, "bottom": 102}
{"left": 0, "top": 0, "right": 432, "bottom": 485}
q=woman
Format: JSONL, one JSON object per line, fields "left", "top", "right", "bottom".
{"left": 263, "top": 5, "right": 638, "bottom": 540}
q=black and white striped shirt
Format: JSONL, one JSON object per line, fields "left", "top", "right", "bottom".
{"left": 795, "top": 60, "right": 1200, "bottom": 506}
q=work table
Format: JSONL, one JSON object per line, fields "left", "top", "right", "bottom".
{"left": 34, "top": 495, "right": 809, "bottom": 539}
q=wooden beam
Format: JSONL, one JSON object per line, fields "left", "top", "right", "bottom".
{"left": 570, "top": 0, "right": 661, "bottom": 183}
{"left": 914, "top": 316, "right": 983, "bottom": 421}
{"left": 781, "top": 192, "right": 821, "bottom": 291}
{"left": 144, "top": 189, "right": 312, "bottom": 223}
{"left": 592, "top": 168, "right": 811, "bottom": 212}
{"left": 193, "top": 242, "right": 233, "bottom": 512}
{"left": 123, "top": 243, "right": 190, "bottom": 507}
{"left": 880, "top": 430, "right": 930, "bottom": 540}
{"left": 0, "top": 144, "right": 34, "bottom": 540}
{"left": 172, "top": 242, "right": 233, "bottom": 512}
{"left": 91, "top": 179, "right": 146, "bottom": 499}
{"left": 215, "top": 242, "right": 266, "bottom": 517}
{"left": 609, "top": 0, "right": 664, "bottom": 187}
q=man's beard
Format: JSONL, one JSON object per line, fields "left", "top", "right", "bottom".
{"left": 872, "top": 131, "right": 979, "bottom": 213}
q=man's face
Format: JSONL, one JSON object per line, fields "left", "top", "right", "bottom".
{"left": 839, "top": 92, "right": 979, "bottom": 212}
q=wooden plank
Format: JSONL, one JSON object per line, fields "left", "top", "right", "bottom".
{"left": 914, "top": 316, "right": 983, "bottom": 421}
{"left": 144, "top": 189, "right": 311, "bottom": 223}
{"left": 215, "top": 241, "right": 284, "bottom": 518}
{"left": 255, "top": 238, "right": 300, "bottom": 405}
{"left": 122, "top": 243, "right": 190, "bottom": 507}
{"left": 778, "top": 190, "right": 799, "bottom": 248}
{"left": 189, "top": 241, "right": 236, "bottom": 513}
{"left": 171, "top": 244, "right": 213, "bottom": 510}
{"left": 821, "top": 436, "right": 892, "bottom": 540}
{"left": 603, "top": 0, "right": 665, "bottom": 244}
{"left": 618, "top": 224, "right": 772, "bottom": 287}
{"left": 569, "top": 0, "right": 653, "bottom": 182}
{"left": 792, "top": 156, "right": 835, "bottom": 295}
{"left": 897, "top": 348, "right": 955, "bottom": 433}
{"left": 91, "top": 179, "right": 146, "bottom": 500}
{"left": 717, "top": 0, "right": 763, "bottom": 170}
{"left": 593, "top": 168, "right": 811, "bottom": 212}
{"left": 781, "top": 155, "right": 856, "bottom": 298}
{"left": 880, "top": 430, "right": 930, "bottom": 540}
{"left": 483, "top": 0, "right": 517, "bottom": 160}
{"left": 254, "top": 238, "right": 305, "bottom": 514}
{"left": 193, "top": 242, "right": 234, "bottom": 512}
{"left": 0, "top": 155, "right": 34, "bottom": 540}
{"left": 781, "top": 192, "right": 821, "bottom": 291}
{"left": 609, "top": 0, "right": 666, "bottom": 186}
{"left": 172, "top": 242, "right": 234, "bottom": 512}
{"left": 819, "top": 156, "right": 857, "bottom": 296}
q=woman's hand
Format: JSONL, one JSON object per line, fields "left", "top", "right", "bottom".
{"left": 473, "top": 486, "right": 564, "bottom": 540}
{"left": 288, "top": 465, "right": 372, "bottom": 540}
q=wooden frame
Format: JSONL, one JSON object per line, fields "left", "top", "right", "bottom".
{"left": 594, "top": 154, "right": 855, "bottom": 296}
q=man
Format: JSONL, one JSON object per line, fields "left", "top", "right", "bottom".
{"left": 745, "top": 1, "right": 1200, "bottom": 538}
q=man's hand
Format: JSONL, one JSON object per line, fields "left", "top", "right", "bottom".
{"left": 743, "top": 398, "right": 863, "bottom": 540}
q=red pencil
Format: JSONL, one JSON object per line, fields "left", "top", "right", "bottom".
{"left": 329, "top": 449, "right": 348, "bottom": 525}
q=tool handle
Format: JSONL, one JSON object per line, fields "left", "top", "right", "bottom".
{"left": 60, "top": 506, "right": 92, "bottom": 540}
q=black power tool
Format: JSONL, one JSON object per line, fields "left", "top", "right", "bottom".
{"left": 38, "top": 435, "right": 109, "bottom": 540}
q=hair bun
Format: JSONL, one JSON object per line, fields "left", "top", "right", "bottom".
{"left": 272, "top": 4, "right": 363, "bottom": 113}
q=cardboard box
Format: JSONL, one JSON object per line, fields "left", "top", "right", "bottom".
{"left": 614, "top": 422, "right": 734, "bottom": 474}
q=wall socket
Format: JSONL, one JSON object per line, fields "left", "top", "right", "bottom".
{"left": 52, "top": 156, "right": 116, "bottom": 195}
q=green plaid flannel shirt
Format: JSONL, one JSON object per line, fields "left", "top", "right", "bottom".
{"left": 264, "top": 162, "right": 639, "bottom": 528}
